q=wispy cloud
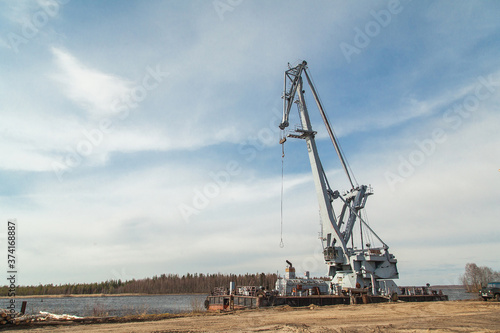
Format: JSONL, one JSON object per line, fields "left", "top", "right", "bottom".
{"left": 50, "top": 47, "right": 133, "bottom": 116}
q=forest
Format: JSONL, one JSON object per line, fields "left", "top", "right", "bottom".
{"left": 0, "top": 272, "right": 278, "bottom": 296}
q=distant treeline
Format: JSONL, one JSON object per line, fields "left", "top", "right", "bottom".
{"left": 1, "top": 273, "right": 278, "bottom": 296}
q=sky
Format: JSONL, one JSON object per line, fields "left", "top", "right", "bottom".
{"left": 0, "top": 0, "right": 499, "bottom": 287}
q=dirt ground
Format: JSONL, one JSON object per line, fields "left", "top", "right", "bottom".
{"left": 8, "top": 300, "right": 500, "bottom": 333}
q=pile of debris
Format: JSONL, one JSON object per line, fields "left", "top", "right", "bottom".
{"left": 1, "top": 308, "right": 33, "bottom": 325}
{"left": 0, "top": 308, "right": 82, "bottom": 326}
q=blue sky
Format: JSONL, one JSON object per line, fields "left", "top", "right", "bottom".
{"left": 0, "top": 0, "right": 499, "bottom": 287}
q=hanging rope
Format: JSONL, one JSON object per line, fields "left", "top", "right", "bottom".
{"left": 279, "top": 132, "right": 286, "bottom": 248}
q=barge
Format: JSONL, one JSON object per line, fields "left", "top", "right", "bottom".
{"left": 206, "top": 292, "right": 448, "bottom": 311}
{"left": 205, "top": 263, "right": 447, "bottom": 311}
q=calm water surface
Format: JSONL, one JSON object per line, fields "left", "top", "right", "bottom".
{"left": 2, "top": 294, "right": 208, "bottom": 317}
{"left": 440, "top": 288, "right": 478, "bottom": 301}
{"left": 1, "top": 288, "right": 478, "bottom": 317}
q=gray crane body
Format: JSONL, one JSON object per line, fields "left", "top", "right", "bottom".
{"left": 279, "top": 61, "right": 398, "bottom": 296}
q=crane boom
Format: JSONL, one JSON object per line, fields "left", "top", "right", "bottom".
{"left": 294, "top": 75, "right": 348, "bottom": 257}
{"left": 281, "top": 61, "right": 354, "bottom": 188}
{"left": 279, "top": 61, "right": 399, "bottom": 295}
{"left": 303, "top": 69, "right": 355, "bottom": 189}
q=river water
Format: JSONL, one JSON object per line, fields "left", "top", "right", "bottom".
{"left": 439, "top": 287, "right": 478, "bottom": 301}
{"left": 1, "top": 294, "right": 208, "bottom": 317}
{"left": 1, "top": 288, "right": 478, "bottom": 317}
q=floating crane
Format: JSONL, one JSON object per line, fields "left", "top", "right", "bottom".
{"left": 279, "top": 61, "right": 399, "bottom": 295}
{"left": 204, "top": 61, "right": 447, "bottom": 309}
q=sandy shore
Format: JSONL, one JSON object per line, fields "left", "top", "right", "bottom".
{"left": 11, "top": 300, "right": 500, "bottom": 332}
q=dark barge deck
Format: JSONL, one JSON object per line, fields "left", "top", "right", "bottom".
{"left": 206, "top": 293, "right": 449, "bottom": 311}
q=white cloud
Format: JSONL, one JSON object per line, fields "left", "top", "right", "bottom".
{"left": 50, "top": 47, "right": 134, "bottom": 116}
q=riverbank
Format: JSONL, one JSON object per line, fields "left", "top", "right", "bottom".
{"left": 0, "top": 293, "right": 144, "bottom": 299}
{"left": 9, "top": 300, "right": 500, "bottom": 332}
{"left": 0, "top": 293, "right": 207, "bottom": 299}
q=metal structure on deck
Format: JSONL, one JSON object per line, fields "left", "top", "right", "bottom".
{"left": 279, "top": 60, "right": 399, "bottom": 296}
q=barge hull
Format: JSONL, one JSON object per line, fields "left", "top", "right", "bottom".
{"left": 206, "top": 294, "right": 449, "bottom": 311}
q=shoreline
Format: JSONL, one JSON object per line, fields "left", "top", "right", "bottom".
{"left": 0, "top": 293, "right": 208, "bottom": 299}
{"left": 0, "top": 285, "right": 468, "bottom": 299}
{"left": 0, "top": 285, "right": 466, "bottom": 299}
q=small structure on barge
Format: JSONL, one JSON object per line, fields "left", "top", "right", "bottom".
{"left": 275, "top": 261, "right": 329, "bottom": 296}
